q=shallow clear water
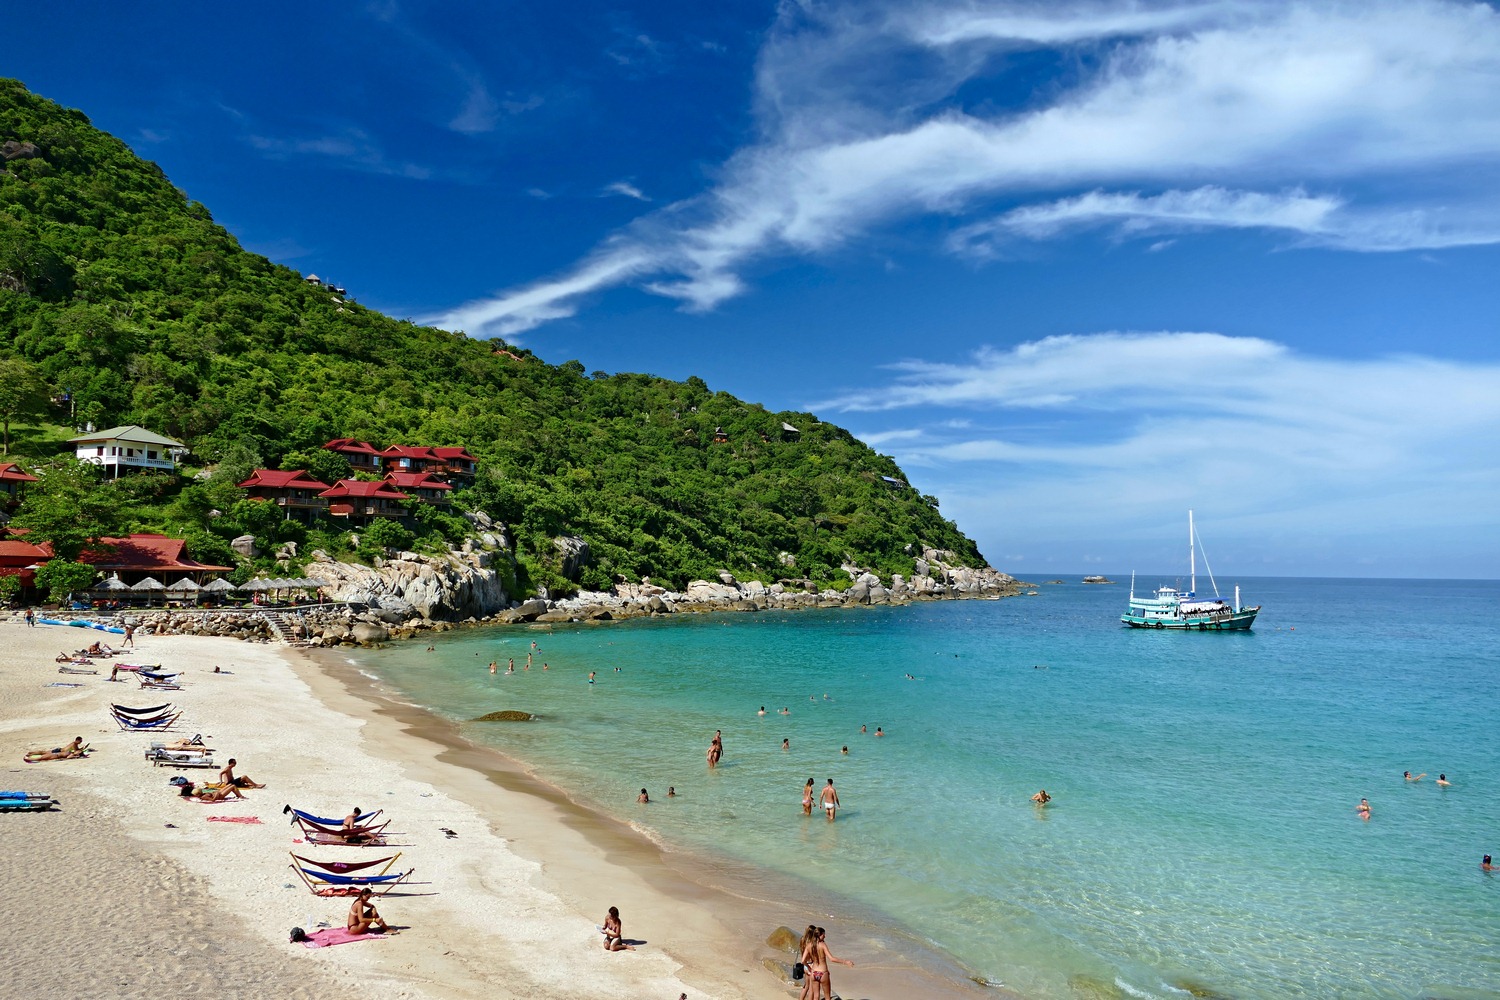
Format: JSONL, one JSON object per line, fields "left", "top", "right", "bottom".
{"left": 352, "top": 578, "right": 1500, "bottom": 999}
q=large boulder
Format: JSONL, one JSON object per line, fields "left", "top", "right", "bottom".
{"left": 515, "top": 598, "right": 550, "bottom": 620}
{"left": 553, "top": 535, "right": 590, "bottom": 581}
{"left": 350, "top": 622, "right": 388, "bottom": 644}
{"left": 231, "top": 534, "right": 259, "bottom": 558}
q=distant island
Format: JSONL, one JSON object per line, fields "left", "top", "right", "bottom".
{"left": 1082, "top": 575, "right": 1116, "bottom": 584}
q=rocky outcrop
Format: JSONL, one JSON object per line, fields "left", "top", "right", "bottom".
{"left": 301, "top": 546, "right": 510, "bottom": 621}
{"left": 553, "top": 535, "right": 590, "bottom": 581}
{"left": 1, "top": 140, "right": 39, "bottom": 161}
{"left": 1082, "top": 575, "right": 1115, "bottom": 584}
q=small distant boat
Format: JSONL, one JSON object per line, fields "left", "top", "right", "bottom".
{"left": 1122, "top": 511, "right": 1259, "bottom": 631}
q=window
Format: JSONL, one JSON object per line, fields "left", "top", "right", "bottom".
{"left": 126, "top": 449, "right": 135, "bottom": 457}
{"left": 95, "top": 446, "right": 104, "bottom": 456}
{"left": 147, "top": 451, "right": 157, "bottom": 460}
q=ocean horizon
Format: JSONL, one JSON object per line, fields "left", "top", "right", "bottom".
{"left": 351, "top": 576, "right": 1500, "bottom": 999}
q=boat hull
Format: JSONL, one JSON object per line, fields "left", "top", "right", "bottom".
{"left": 1121, "top": 607, "right": 1259, "bottom": 630}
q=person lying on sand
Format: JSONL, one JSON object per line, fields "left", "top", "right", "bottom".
{"left": 27, "top": 737, "right": 87, "bottom": 761}
{"left": 178, "top": 781, "right": 244, "bottom": 801}
{"left": 348, "top": 888, "right": 393, "bottom": 934}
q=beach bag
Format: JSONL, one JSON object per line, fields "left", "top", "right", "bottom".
{"left": 792, "top": 961, "right": 805, "bottom": 980}
{"left": 289, "top": 927, "right": 307, "bottom": 943}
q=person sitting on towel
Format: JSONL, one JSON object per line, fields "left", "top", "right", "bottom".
{"left": 347, "top": 888, "right": 391, "bottom": 934}
{"left": 218, "top": 759, "right": 264, "bottom": 789}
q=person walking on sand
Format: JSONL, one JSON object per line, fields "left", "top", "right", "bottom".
{"left": 819, "top": 778, "right": 840, "bottom": 821}
{"left": 601, "top": 905, "right": 635, "bottom": 951}
{"left": 123, "top": 623, "right": 135, "bottom": 647}
{"left": 808, "top": 926, "right": 853, "bottom": 1000}
{"left": 797, "top": 925, "right": 820, "bottom": 1000}
{"left": 24, "top": 608, "right": 34, "bottom": 627}
{"left": 802, "top": 777, "right": 815, "bottom": 816}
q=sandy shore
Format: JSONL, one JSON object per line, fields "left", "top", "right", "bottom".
{"left": 0, "top": 614, "right": 1000, "bottom": 1000}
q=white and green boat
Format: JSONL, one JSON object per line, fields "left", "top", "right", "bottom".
{"left": 1122, "top": 511, "right": 1259, "bottom": 630}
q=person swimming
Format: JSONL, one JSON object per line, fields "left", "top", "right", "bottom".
{"left": 1357, "top": 798, "right": 1372, "bottom": 819}
{"left": 841, "top": 745, "right": 848, "bottom": 755}
{"left": 1031, "top": 789, "right": 1051, "bottom": 805}
{"left": 1437, "top": 774, "right": 1451, "bottom": 786}
{"left": 782, "top": 738, "right": 790, "bottom": 751}
{"left": 758, "top": 706, "right": 767, "bottom": 716}
{"left": 1404, "top": 771, "right": 1425, "bottom": 781}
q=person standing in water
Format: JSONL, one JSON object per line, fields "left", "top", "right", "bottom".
{"left": 1357, "top": 798, "right": 1372, "bottom": 819}
{"left": 819, "top": 779, "right": 840, "bottom": 821}
{"left": 802, "top": 778, "right": 815, "bottom": 816}
{"left": 1437, "top": 774, "right": 1452, "bottom": 786}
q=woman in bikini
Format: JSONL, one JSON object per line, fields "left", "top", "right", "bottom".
{"left": 797, "top": 925, "right": 820, "bottom": 1000}
{"left": 802, "top": 777, "right": 815, "bottom": 816}
{"left": 602, "top": 905, "right": 635, "bottom": 951}
{"left": 808, "top": 925, "right": 853, "bottom": 1000}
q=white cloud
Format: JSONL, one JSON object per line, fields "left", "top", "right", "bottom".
{"left": 245, "top": 128, "right": 432, "bottom": 179}
{"left": 602, "top": 181, "right": 651, "bottom": 202}
{"left": 819, "top": 332, "right": 1500, "bottom": 572}
{"left": 432, "top": 0, "right": 1500, "bottom": 336}
{"left": 449, "top": 80, "right": 499, "bottom": 134}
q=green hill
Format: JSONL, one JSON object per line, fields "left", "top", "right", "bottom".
{"left": 0, "top": 78, "right": 987, "bottom": 593}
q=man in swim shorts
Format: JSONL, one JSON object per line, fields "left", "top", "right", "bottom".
{"left": 819, "top": 778, "right": 840, "bottom": 821}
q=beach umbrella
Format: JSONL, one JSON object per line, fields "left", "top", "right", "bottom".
{"left": 130, "top": 576, "right": 165, "bottom": 592}
{"left": 201, "top": 577, "right": 235, "bottom": 593}
{"left": 237, "top": 578, "right": 268, "bottom": 592}
{"left": 96, "top": 574, "right": 130, "bottom": 591}
{"left": 166, "top": 578, "right": 201, "bottom": 592}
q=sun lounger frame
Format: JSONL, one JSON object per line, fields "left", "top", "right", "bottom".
{"left": 111, "top": 710, "right": 182, "bottom": 731}
{"left": 289, "top": 852, "right": 411, "bottom": 896}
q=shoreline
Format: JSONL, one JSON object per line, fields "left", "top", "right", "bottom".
{"left": 1, "top": 614, "right": 1008, "bottom": 1000}
{"left": 303, "top": 645, "right": 1009, "bottom": 1000}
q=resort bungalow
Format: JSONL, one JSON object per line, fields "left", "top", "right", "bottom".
{"left": 0, "top": 461, "right": 39, "bottom": 510}
{"left": 0, "top": 527, "right": 52, "bottom": 599}
{"left": 81, "top": 534, "right": 233, "bottom": 588}
{"left": 319, "top": 479, "right": 411, "bottom": 526}
{"left": 321, "top": 438, "right": 383, "bottom": 475}
{"left": 383, "top": 471, "right": 453, "bottom": 507}
{"left": 427, "top": 446, "right": 478, "bottom": 486}
{"left": 237, "top": 469, "right": 333, "bottom": 522}
{"left": 68, "top": 425, "right": 186, "bottom": 478}
{"left": 378, "top": 444, "right": 440, "bottom": 475}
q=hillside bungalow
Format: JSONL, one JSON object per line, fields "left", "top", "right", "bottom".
{"left": 319, "top": 479, "right": 411, "bottom": 525}
{"left": 378, "top": 445, "right": 440, "bottom": 475}
{"left": 69, "top": 425, "right": 186, "bottom": 478}
{"left": 82, "top": 534, "right": 233, "bottom": 587}
{"left": 0, "top": 461, "right": 39, "bottom": 509}
{"left": 384, "top": 471, "right": 453, "bottom": 507}
{"left": 322, "top": 438, "right": 383, "bottom": 475}
{"left": 237, "top": 469, "right": 332, "bottom": 522}
{"left": 0, "top": 528, "right": 52, "bottom": 596}
{"left": 427, "top": 446, "right": 478, "bottom": 485}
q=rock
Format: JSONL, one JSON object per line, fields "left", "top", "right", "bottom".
{"left": 914, "top": 557, "right": 929, "bottom": 576}
{"left": 473, "top": 710, "right": 534, "bottom": 722}
{"left": 534, "top": 610, "right": 573, "bottom": 623}
{"left": 646, "top": 596, "right": 671, "bottom": 614}
{"left": 553, "top": 535, "right": 590, "bottom": 581}
{"left": 231, "top": 534, "right": 260, "bottom": 558}
{"left": 0, "top": 140, "right": 39, "bottom": 161}
{"left": 1082, "top": 575, "right": 1115, "bottom": 584}
{"left": 765, "top": 926, "right": 799, "bottom": 953}
{"left": 717, "top": 570, "right": 737, "bottom": 585}
{"left": 515, "top": 598, "right": 549, "bottom": 620}
{"left": 350, "top": 622, "right": 389, "bottom": 644}
{"left": 1044, "top": 579, "right": 1065, "bottom": 584}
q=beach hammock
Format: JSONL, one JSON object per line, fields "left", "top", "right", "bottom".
{"left": 110, "top": 708, "right": 181, "bottom": 731}
{"left": 285, "top": 811, "right": 391, "bottom": 846}
{"left": 289, "top": 852, "right": 412, "bottom": 896}
{"left": 112, "top": 702, "right": 174, "bottom": 716}
{"left": 284, "top": 806, "right": 383, "bottom": 827}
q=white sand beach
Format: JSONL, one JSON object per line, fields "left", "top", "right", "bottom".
{"left": 0, "top": 616, "right": 993, "bottom": 1000}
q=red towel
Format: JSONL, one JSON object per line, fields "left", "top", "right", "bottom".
{"left": 206, "top": 815, "right": 262, "bottom": 824}
{"left": 303, "top": 927, "right": 391, "bottom": 948}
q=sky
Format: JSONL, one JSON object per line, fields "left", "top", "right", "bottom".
{"left": 7, "top": 0, "right": 1500, "bottom": 579}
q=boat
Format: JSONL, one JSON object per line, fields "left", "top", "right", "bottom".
{"left": 1121, "top": 511, "right": 1259, "bottom": 630}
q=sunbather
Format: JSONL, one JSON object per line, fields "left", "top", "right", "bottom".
{"left": 219, "top": 759, "right": 264, "bottom": 789}
{"left": 27, "top": 737, "right": 87, "bottom": 761}
{"left": 178, "top": 781, "right": 244, "bottom": 801}
{"left": 347, "top": 888, "right": 392, "bottom": 934}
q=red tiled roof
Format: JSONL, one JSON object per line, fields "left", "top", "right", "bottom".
{"left": 319, "top": 480, "right": 412, "bottom": 500}
{"left": 384, "top": 472, "right": 453, "bottom": 491}
{"left": 81, "top": 534, "right": 233, "bottom": 573}
{"left": 378, "top": 445, "right": 439, "bottom": 460}
{"left": 429, "top": 447, "right": 476, "bottom": 462}
{"left": 0, "top": 537, "right": 53, "bottom": 567}
{"left": 0, "top": 462, "right": 39, "bottom": 484}
{"left": 237, "top": 469, "right": 333, "bottom": 490}
{"left": 323, "top": 438, "right": 382, "bottom": 456}
{"left": 328, "top": 502, "right": 354, "bottom": 516}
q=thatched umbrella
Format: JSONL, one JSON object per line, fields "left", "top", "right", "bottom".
{"left": 131, "top": 576, "right": 165, "bottom": 607}
{"left": 96, "top": 574, "right": 130, "bottom": 592}
{"left": 237, "top": 578, "right": 268, "bottom": 592}
{"left": 165, "top": 578, "right": 201, "bottom": 593}
{"left": 201, "top": 577, "right": 236, "bottom": 593}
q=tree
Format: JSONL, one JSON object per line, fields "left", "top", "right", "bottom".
{"left": 0, "top": 357, "right": 51, "bottom": 454}
{"left": 358, "top": 518, "right": 414, "bottom": 557}
{"left": 280, "top": 447, "right": 351, "bottom": 486}
{"left": 8, "top": 458, "right": 120, "bottom": 561}
{"left": 34, "top": 559, "right": 97, "bottom": 603}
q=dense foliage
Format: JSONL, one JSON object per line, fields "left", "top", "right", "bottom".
{"left": 0, "top": 80, "right": 986, "bottom": 590}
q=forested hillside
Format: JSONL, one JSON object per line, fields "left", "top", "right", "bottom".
{"left": 0, "top": 79, "right": 987, "bottom": 592}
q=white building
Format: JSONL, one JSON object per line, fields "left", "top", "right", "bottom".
{"left": 68, "top": 425, "right": 186, "bottom": 477}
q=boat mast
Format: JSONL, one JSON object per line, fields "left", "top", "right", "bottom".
{"left": 1188, "top": 509, "right": 1196, "bottom": 596}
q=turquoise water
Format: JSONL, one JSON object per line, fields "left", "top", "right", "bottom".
{"left": 351, "top": 579, "right": 1500, "bottom": 999}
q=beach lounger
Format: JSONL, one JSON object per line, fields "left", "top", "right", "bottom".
{"left": 140, "top": 670, "right": 179, "bottom": 680}
{"left": 58, "top": 665, "right": 98, "bottom": 675}
{"left": 0, "top": 791, "right": 59, "bottom": 812}
{"left": 289, "top": 853, "right": 412, "bottom": 896}
{"left": 150, "top": 735, "right": 212, "bottom": 753}
{"left": 147, "top": 749, "right": 217, "bottom": 768}
{"left": 139, "top": 677, "right": 182, "bottom": 691}
{"left": 111, "top": 663, "right": 160, "bottom": 673}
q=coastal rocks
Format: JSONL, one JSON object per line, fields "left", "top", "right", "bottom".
{"left": 349, "top": 622, "right": 388, "bottom": 644}
{"left": 515, "top": 598, "right": 549, "bottom": 620}
{"left": 1082, "top": 575, "right": 1115, "bottom": 584}
{"left": 473, "top": 710, "right": 534, "bottom": 722}
{"left": 765, "top": 926, "right": 799, "bottom": 952}
{"left": 303, "top": 547, "right": 511, "bottom": 620}
{"left": 231, "top": 534, "right": 260, "bottom": 558}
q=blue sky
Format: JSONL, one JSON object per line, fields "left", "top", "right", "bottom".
{"left": 9, "top": 1, "right": 1500, "bottom": 579}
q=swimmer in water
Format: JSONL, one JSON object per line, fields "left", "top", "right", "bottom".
{"left": 758, "top": 706, "right": 766, "bottom": 716}
{"left": 875, "top": 727, "right": 884, "bottom": 737}
{"left": 1484, "top": 855, "right": 1495, "bottom": 872}
{"left": 1437, "top": 774, "right": 1452, "bottom": 786}
{"left": 782, "top": 738, "right": 790, "bottom": 751}
{"left": 1031, "top": 789, "right": 1051, "bottom": 805}
{"left": 780, "top": 707, "right": 790, "bottom": 715}
{"left": 1404, "top": 771, "right": 1425, "bottom": 781}
{"left": 489, "top": 661, "right": 497, "bottom": 674}
{"left": 1357, "top": 798, "right": 1372, "bottom": 819}
{"left": 588, "top": 671, "right": 596, "bottom": 684}
{"left": 859, "top": 725, "right": 866, "bottom": 734}
{"left": 542, "top": 662, "right": 548, "bottom": 670}
{"left": 637, "top": 788, "right": 650, "bottom": 803}
{"left": 841, "top": 746, "right": 848, "bottom": 755}
{"left": 667, "top": 786, "right": 676, "bottom": 798}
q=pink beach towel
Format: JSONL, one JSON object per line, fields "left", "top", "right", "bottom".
{"left": 302, "top": 928, "right": 391, "bottom": 949}
{"left": 206, "top": 815, "right": 262, "bottom": 824}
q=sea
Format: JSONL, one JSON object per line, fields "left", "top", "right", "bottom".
{"left": 347, "top": 577, "right": 1500, "bottom": 1000}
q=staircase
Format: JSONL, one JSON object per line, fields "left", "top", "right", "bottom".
{"left": 258, "top": 610, "right": 314, "bottom": 646}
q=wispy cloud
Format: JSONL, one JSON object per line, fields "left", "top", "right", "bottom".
{"left": 602, "top": 181, "right": 650, "bottom": 202}
{"left": 824, "top": 332, "right": 1500, "bottom": 569}
{"left": 430, "top": 0, "right": 1500, "bottom": 337}
{"left": 245, "top": 127, "right": 432, "bottom": 179}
